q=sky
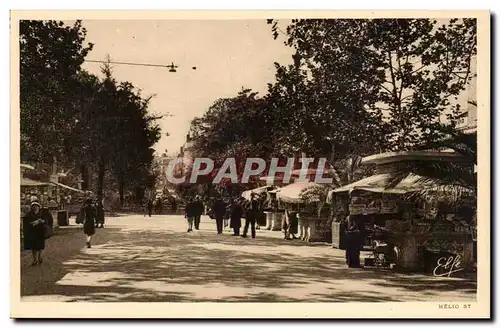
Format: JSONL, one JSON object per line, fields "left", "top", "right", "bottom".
{"left": 76, "top": 19, "right": 476, "bottom": 157}
{"left": 77, "top": 20, "right": 294, "bottom": 156}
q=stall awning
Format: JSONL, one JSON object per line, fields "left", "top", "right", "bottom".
{"left": 328, "top": 173, "right": 426, "bottom": 201}
{"left": 241, "top": 186, "right": 276, "bottom": 201}
{"left": 276, "top": 182, "right": 323, "bottom": 204}
{"left": 51, "top": 182, "right": 86, "bottom": 194}
{"left": 21, "top": 178, "right": 49, "bottom": 187}
{"left": 20, "top": 163, "right": 35, "bottom": 170}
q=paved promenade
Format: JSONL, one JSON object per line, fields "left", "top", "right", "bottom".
{"left": 21, "top": 214, "right": 476, "bottom": 302}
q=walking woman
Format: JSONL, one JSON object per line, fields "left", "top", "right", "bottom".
{"left": 82, "top": 199, "right": 96, "bottom": 248}
{"left": 23, "top": 202, "right": 47, "bottom": 266}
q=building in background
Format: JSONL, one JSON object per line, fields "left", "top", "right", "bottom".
{"left": 456, "top": 56, "right": 477, "bottom": 135}
{"left": 176, "top": 133, "right": 195, "bottom": 178}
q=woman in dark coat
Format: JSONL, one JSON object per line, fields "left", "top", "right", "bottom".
{"left": 230, "top": 198, "right": 244, "bottom": 236}
{"left": 82, "top": 199, "right": 96, "bottom": 248}
{"left": 23, "top": 202, "right": 46, "bottom": 265}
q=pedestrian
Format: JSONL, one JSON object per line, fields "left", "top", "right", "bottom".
{"left": 242, "top": 193, "right": 259, "bottom": 239}
{"left": 147, "top": 198, "right": 153, "bottom": 217}
{"left": 230, "top": 198, "right": 243, "bottom": 236}
{"left": 284, "top": 209, "right": 299, "bottom": 240}
{"left": 345, "top": 215, "right": 362, "bottom": 268}
{"left": 82, "top": 199, "right": 96, "bottom": 248}
{"left": 23, "top": 202, "right": 47, "bottom": 266}
{"left": 30, "top": 192, "right": 38, "bottom": 204}
{"left": 96, "top": 199, "right": 105, "bottom": 228}
{"left": 184, "top": 198, "right": 196, "bottom": 232}
{"left": 156, "top": 198, "right": 163, "bottom": 215}
{"left": 171, "top": 197, "right": 177, "bottom": 214}
{"left": 40, "top": 205, "right": 54, "bottom": 233}
{"left": 193, "top": 196, "right": 204, "bottom": 230}
{"left": 223, "top": 200, "right": 231, "bottom": 229}
{"left": 211, "top": 197, "right": 226, "bottom": 234}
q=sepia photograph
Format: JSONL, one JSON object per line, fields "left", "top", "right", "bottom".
{"left": 10, "top": 10, "right": 490, "bottom": 319}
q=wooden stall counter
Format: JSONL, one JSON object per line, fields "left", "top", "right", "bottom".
{"left": 271, "top": 212, "right": 284, "bottom": 231}
{"left": 300, "top": 216, "right": 330, "bottom": 243}
{"left": 263, "top": 211, "right": 273, "bottom": 230}
{"left": 389, "top": 231, "right": 474, "bottom": 272}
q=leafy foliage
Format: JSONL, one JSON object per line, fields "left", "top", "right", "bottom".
{"left": 270, "top": 18, "right": 477, "bottom": 151}
{"left": 20, "top": 20, "right": 162, "bottom": 203}
{"left": 386, "top": 129, "right": 477, "bottom": 207}
{"left": 20, "top": 20, "right": 94, "bottom": 165}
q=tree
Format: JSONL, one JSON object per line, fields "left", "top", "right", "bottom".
{"left": 387, "top": 129, "right": 476, "bottom": 197}
{"left": 269, "top": 18, "right": 477, "bottom": 151}
{"left": 20, "top": 20, "right": 93, "bottom": 165}
{"left": 105, "top": 75, "right": 162, "bottom": 204}
{"left": 189, "top": 89, "right": 275, "bottom": 181}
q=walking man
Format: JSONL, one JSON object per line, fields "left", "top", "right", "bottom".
{"left": 193, "top": 196, "right": 204, "bottom": 230}
{"left": 230, "top": 198, "right": 243, "bottom": 236}
{"left": 211, "top": 197, "right": 226, "bottom": 234}
{"left": 184, "top": 198, "right": 196, "bottom": 232}
{"left": 147, "top": 199, "right": 153, "bottom": 217}
{"left": 242, "top": 193, "right": 259, "bottom": 239}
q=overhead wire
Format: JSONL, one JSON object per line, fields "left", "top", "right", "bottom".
{"left": 85, "top": 59, "right": 177, "bottom": 69}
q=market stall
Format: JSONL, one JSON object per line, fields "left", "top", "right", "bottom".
{"left": 329, "top": 153, "right": 475, "bottom": 272}
{"left": 241, "top": 185, "right": 277, "bottom": 228}
{"left": 276, "top": 181, "right": 330, "bottom": 241}
{"left": 21, "top": 178, "right": 50, "bottom": 215}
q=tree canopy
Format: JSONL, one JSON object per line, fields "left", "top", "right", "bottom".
{"left": 183, "top": 18, "right": 476, "bottom": 200}
{"left": 20, "top": 20, "right": 162, "bottom": 203}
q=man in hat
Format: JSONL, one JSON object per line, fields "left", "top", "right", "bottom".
{"left": 192, "top": 195, "right": 204, "bottom": 230}
{"left": 230, "top": 197, "right": 244, "bottom": 236}
{"left": 242, "top": 193, "right": 260, "bottom": 239}
{"left": 211, "top": 196, "right": 226, "bottom": 234}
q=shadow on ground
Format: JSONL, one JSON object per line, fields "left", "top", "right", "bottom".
{"left": 21, "top": 226, "right": 477, "bottom": 302}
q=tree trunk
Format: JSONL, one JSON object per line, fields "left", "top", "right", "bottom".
{"left": 80, "top": 164, "right": 89, "bottom": 191}
{"left": 97, "top": 159, "right": 105, "bottom": 200}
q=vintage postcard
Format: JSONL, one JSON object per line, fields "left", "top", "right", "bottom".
{"left": 10, "top": 10, "right": 490, "bottom": 319}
